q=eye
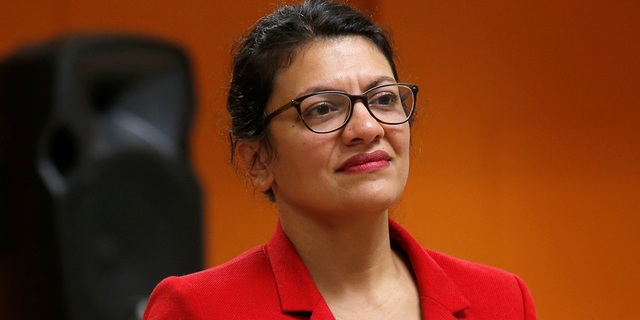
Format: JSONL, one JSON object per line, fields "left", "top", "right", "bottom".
{"left": 302, "top": 102, "right": 340, "bottom": 118}
{"left": 370, "top": 91, "right": 398, "bottom": 107}
{"left": 300, "top": 92, "right": 349, "bottom": 119}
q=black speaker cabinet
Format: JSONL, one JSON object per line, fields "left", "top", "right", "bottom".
{"left": 0, "top": 34, "right": 203, "bottom": 320}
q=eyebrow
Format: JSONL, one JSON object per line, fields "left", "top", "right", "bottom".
{"left": 295, "top": 76, "right": 397, "bottom": 98}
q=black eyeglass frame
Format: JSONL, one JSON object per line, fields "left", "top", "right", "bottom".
{"left": 263, "top": 83, "right": 419, "bottom": 134}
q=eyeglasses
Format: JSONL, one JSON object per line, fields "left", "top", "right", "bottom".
{"left": 263, "top": 83, "right": 419, "bottom": 134}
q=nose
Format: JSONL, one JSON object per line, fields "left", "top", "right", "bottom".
{"left": 341, "top": 100, "right": 384, "bottom": 145}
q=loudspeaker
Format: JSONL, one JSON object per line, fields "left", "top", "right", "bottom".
{"left": 0, "top": 34, "right": 203, "bottom": 320}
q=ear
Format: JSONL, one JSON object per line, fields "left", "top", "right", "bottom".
{"left": 236, "top": 141, "right": 274, "bottom": 192}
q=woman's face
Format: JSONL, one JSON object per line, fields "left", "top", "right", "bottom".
{"left": 255, "top": 36, "right": 411, "bottom": 219}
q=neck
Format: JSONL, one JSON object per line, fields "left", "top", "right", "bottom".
{"left": 278, "top": 205, "right": 401, "bottom": 296}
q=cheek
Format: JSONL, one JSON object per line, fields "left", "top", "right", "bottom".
{"left": 271, "top": 130, "right": 335, "bottom": 177}
{"left": 391, "top": 127, "right": 412, "bottom": 186}
{"left": 388, "top": 126, "right": 411, "bottom": 155}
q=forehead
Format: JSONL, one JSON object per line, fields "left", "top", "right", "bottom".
{"left": 271, "top": 36, "right": 395, "bottom": 102}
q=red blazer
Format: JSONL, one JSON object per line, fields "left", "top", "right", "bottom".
{"left": 144, "top": 220, "right": 537, "bottom": 319}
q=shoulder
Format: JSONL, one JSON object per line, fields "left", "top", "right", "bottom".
{"left": 426, "top": 248, "right": 519, "bottom": 289}
{"left": 425, "top": 249, "right": 537, "bottom": 319}
{"left": 143, "top": 245, "right": 282, "bottom": 320}
{"left": 181, "top": 245, "right": 274, "bottom": 291}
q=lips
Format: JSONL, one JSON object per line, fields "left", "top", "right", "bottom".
{"left": 337, "top": 150, "right": 391, "bottom": 173}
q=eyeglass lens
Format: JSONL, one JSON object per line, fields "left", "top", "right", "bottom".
{"left": 299, "top": 84, "right": 414, "bottom": 132}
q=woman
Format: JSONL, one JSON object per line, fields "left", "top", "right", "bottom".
{"left": 144, "top": 1, "right": 537, "bottom": 319}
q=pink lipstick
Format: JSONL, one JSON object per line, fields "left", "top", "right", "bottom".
{"left": 337, "top": 150, "right": 390, "bottom": 173}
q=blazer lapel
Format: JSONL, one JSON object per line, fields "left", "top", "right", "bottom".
{"left": 421, "top": 297, "right": 468, "bottom": 320}
{"left": 389, "top": 220, "right": 471, "bottom": 319}
{"left": 266, "top": 221, "right": 329, "bottom": 316}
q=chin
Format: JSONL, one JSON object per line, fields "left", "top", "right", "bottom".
{"left": 342, "top": 184, "right": 403, "bottom": 214}
{"left": 277, "top": 179, "right": 406, "bottom": 218}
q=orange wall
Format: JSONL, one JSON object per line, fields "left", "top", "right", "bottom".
{"left": 1, "top": 1, "right": 639, "bottom": 319}
{"left": 378, "top": 1, "right": 640, "bottom": 318}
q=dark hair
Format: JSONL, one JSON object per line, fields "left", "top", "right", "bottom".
{"left": 227, "top": 0, "right": 398, "bottom": 201}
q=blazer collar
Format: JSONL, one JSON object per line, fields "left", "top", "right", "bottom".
{"left": 389, "top": 220, "right": 471, "bottom": 317}
{"left": 265, "top": 219, "right": 471, "bottom": 318}
{"left": 265, "top": 221, "right": 324, "bottom": 313}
